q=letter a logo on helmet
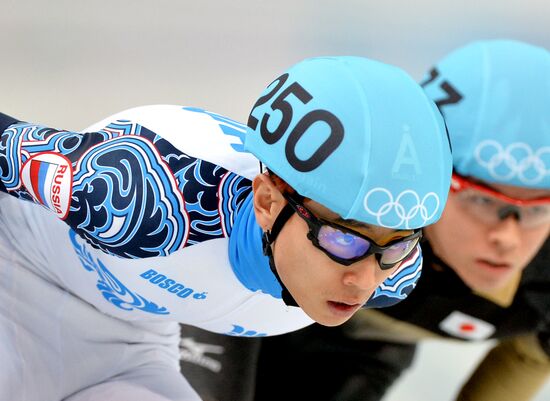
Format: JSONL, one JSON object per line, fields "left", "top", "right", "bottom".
{"left": 244, "top": 56, "right": 453, "bottom": 229}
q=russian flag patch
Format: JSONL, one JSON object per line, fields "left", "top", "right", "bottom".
{"left": 21, "top": 152, "right": 73, "bottom": 219}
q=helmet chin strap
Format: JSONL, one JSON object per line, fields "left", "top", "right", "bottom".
{"left": 262, "top": 202, "right": 299, "bottom": 307}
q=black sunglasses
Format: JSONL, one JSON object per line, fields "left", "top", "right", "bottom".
{"left": 283, "top": 193, "right": 422, "bottom": 270}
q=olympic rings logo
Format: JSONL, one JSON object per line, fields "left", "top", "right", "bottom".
{"left": 475, "top": 140, "right": 550, "bottom": 184}
{"left": 363, "top": 188, "right": 440, "bottom": 229}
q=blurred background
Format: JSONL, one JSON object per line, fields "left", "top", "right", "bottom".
{"left": 2, "top": 1, "right": 549, "bottom": 400}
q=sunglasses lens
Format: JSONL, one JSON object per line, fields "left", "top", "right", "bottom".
{"left": 318, "top": 225, "right": 371, "bottom": 260}
{"left": 519, "top": 205, "right": 550, "bottom": 227}
{"left": 456, "top": 191, "right": 502, "bottom": 224}
{"left": 380, "top": 238, "right": 418, "bottom": 265}
{"left": 457, "top": 191, "right": 550, "bottom": 228}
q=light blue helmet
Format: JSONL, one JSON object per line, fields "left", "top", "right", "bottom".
{"left": 244, "top": 56, "right": 453, "bottom": 229}
{"left": 422, "top": 39, "right": 550, "bottom": 189}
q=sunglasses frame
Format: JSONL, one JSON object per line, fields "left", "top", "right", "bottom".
{"left": 451, "top": 173, "right": 550, "bottom": 206}
{"left": 283, "top": 192, "right": 422, "bottom": 270}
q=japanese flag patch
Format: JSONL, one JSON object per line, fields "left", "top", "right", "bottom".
{"left": 439, "top": 311, "right": 495, "bottom": 340}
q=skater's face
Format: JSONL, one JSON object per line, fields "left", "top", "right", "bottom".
{"left": 253, "top": 173, "right": 417, "bottom": 326}
{"left": 426, "top": 174, "right": 550, "bottom": 292}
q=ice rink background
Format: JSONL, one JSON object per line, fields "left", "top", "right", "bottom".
{"left": 2, "top": 1, "right": 550, "bottom": 400}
